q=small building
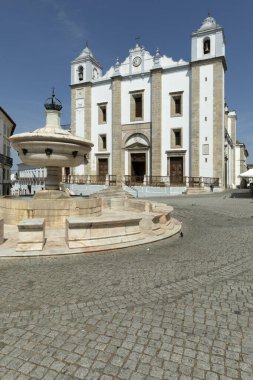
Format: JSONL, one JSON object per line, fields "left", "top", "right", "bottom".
{"left": 235, "top": 141, "right": 249, "bottom": 188}
{"left": 0, "top": 107, "right": 16, "bottom": 196}
{"left": 11, "top": 163, "right": 46, "bottom": 195}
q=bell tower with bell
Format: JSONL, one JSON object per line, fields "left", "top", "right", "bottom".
{"left": 191, "top": 14, "right": 225, "bottom": 62}
{"left": 190, "top": 15, "right": 227, "bottom": 187}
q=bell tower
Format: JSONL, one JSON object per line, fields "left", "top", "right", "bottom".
{"left": 71, "top": 45, "right": 102, "bottom": 84}
{"left": 191, "top": 15, "right": 225, "bottom": 62}
{"left": 190, "top": 15, "right": 226, "bottom": 186}
{"left": 70, "top": 45, "right": 102, "bottom": 175}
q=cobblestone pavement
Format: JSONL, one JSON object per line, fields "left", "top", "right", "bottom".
{"left": 0, "top": 191, "right": 253, "bottom": 380}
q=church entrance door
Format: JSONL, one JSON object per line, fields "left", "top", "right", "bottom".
{"left": 170, "top": 157, "right": 183, "bottom": 184}
{"left": 131, "top": 153, "right": 146, "bottom": 183}
{"left": 98, "top": 158, "right": 108, "bottom": 180}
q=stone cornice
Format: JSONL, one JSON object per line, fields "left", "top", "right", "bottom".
{"left": 150, "top": 67, "right": 163, "bottom": 74}
{"left": 190, "top": 56, "right": 227, "bottom": 71}
{"left": 70, "top": 82, "right": 92, "bottom": 89}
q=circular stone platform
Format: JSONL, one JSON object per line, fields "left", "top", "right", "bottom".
{"left": 0, "top": 197, "right": 181, "bottom": 257}
{"left": 0, "top": 195, "right": 102, "bottom": 227}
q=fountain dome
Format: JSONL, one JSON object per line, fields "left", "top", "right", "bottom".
{"left": 10, "top": 90, "right": 93, "bottom": 192}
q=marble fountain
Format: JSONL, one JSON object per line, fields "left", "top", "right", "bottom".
{"left": 0, "top": 92, "right": 181, "bottom": 255}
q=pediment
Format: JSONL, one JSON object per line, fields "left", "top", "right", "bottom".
{"left": 125, "top": 134, "right": 149, "bottom": 149}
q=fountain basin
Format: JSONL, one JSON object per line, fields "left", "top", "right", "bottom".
{"left": 0, "top": 196, "right": 102, "bottom": 227}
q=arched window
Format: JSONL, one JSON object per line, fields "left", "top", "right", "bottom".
{"left": 203, "top": 37, "right": 210, "bottom": 54}
{"left": 78, "top": 66, "right": 83, "bottom": 81}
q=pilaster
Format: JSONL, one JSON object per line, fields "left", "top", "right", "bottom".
{"left": 151, "top": 68, "right": 162, "bottom": 176}
{"left": 84, "top": 83, "right": 92, "bottom": 174}
{"left": 213, "top": 61, "right": 224, "bottom": 184}
{"left": 111, "top": 75, "right": 122, "bottom": 179}
{"left": 190, "top": 64, "right": 200, "bottom": 176}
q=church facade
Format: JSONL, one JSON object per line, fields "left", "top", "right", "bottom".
{"left": 70, "top": 16, "right": 238, "bottom": 188}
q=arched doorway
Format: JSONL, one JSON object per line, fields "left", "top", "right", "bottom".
{"left": 125, "top": 133, "right": 150, "bottom": 184}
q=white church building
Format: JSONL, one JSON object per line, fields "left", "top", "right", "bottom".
{"left": 69, "top": 15, "right": 240, "bottom": 189}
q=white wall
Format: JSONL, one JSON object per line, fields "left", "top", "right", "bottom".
{"left": 161, "top": 68, "right": 190, "bottom": 176}
{"left": 121, "top": 75, "right": 151, "bottom": 125}
{"left": 91, "top": 81, "right": 112, "bottom": 173}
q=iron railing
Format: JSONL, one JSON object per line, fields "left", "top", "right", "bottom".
{"left": 145, "top": 176, "right": 167, "bottom": 187}
{"left": 170, "top": 176, "right": 187, "bottom": 186}
{"left": 188, "top": 176, "right": 201, "bottom": 187}
{"left": 14, "top": 174, "right": 220, "bottom": 188}
{"left": 124, "top": 175, "right": 144, "bottom": 186}
{"left": 203, "top": 177, "right": 219, "bottom": 186}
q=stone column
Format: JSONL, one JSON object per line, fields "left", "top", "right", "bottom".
{"left": 45, "top": 167, "right": 62, "bottom": 190}
{"left": 151, "top": 68, "right": 162, "bottom": 176}
{"left": 111, "top": 75, "right": 122, "bottom": 180}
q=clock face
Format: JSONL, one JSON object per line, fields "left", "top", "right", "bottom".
{"left": 133, "top": 56, "right": 142, "bottom": 67}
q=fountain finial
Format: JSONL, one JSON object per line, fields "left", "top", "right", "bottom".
{"left": 44, "top": 88, "right": 62, "bottom": 111}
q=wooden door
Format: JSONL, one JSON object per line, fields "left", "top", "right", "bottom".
{"left": 170, "top": 157, "right": 183, "bottom": 184}
{"left": 98, "top": 158, "right": 108, "bottom": 179}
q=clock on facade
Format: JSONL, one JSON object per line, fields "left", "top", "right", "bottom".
{"left": 132, "top": 56, "right": 142, "bottom": 67}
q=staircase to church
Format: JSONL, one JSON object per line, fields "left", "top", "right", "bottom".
{"left": 185, "top": 187, "right": 209, "bottom": 195}
{"left": 94, "top": 185, "right": 134, "bottom": 199}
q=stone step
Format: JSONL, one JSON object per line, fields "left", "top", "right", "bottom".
{"left": 186, "top": 187, "right": 208, "bottom": 194}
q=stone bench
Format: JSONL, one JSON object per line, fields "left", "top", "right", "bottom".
{"left": 66, "top": 215, "right": 142, "bottom": 248}
{"left": 0, "top": 218, "right": 3, "bottom": 244}
{"left": 17, "top": 218, "right": 45, "bottom": 251}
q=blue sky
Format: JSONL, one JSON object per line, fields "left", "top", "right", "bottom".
{"left": 1, "top": 0, "right": 252, "bottom": 168}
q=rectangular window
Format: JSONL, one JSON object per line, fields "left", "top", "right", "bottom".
{"left": 130, "top": 90, "right": 144, "bottom": 121}
{"left": 134, "top": 95, "right": 142, "bottom": 118}
{"left": 102, "top": 135, "right": 107, "bottom": 149}
{"left": 170, "top": 92, "right": 183, "bottom": 117}
{"left": 99, "top": 134, "right": 107, "bottom": 150}
{"left": 98, "top": 103, "right": 107, "bottom": 124}
{"left": 171, "top": 129, "right": 182, "bottom": 148}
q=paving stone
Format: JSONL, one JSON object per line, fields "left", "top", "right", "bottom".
{"left": 1, "top": 194, "right": 253, "bottom": 380}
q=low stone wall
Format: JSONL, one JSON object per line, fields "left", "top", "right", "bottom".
{"left": 66, "top": 215, "right": 142, "bottom": 248}
{"left": 17, "top": 218, "right": 45, "bottom": 251}
{"left": 0, "top": 196, "right": 102, "bottom": 227}
{"left": 65, "top": 197, "right": 179, "bottom": 251}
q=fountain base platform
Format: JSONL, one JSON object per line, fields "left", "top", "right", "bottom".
{"left": 0, "top": 194, "right": 101, "bottom": 227}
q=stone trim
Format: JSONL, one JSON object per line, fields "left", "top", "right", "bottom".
{"left": 98, "top": 134, "right": 107, "bottom": 151}
{"left": 171, "top": 128, "right": 183, "bottom": 148}
{"left": 190, "top": 64, "right": 200, "bottom": 176}
{"left": 122, "top": 122, "right": 151, "bottom": 131}
{"left": 191, "top": 56, "right": 227, "bottom": 72}
{"left": 166, "top": 151, "right": 186, "bottom": 177}
{"left": 213, "top": 61, "right": 224, "bottom": 184}
{"left": 151, "top": 69, "right": 162, "bottom": 176}
{"left": 130, "top": 90, "right": 144, "bottom": 122}
{"left": 98, "top": 102, "right": 107, "bottom": 124}
{"left": 84, "top": 83, "right": 92, "bottom": 174}
{"left": 111, "top": 76, "right": 122, "bottom": 177}
{"left": 170, "top": 92, "right": 183, "bottom": 117}
{"left": 70, "top": 81, "right": 92, "bottom": 89}
{"left": 166, "top": 150, "right": 187, "bottom": 156}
